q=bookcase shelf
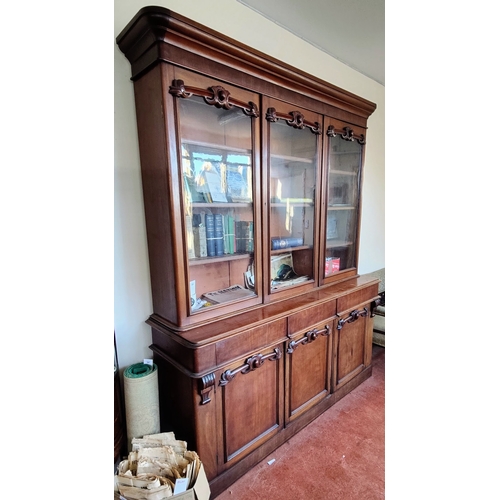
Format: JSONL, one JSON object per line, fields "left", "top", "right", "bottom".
{"left": 192, "top": 202, "right": 252, "bottom": 209}
{"left": 326, "top": 239, "right": 353, "bottom": 249}
{"left": 329, "top": 170, "right": 358, "bottom": 176}
{"left": 271, "top": 202, "right": 314, "bottom": 208}
{"left": 183, "top": 139, "right": 251, "bottom": 155}
{"left": 188, "top": 253, "right": 252, "bottom": 266}
{"left": 327, "top": 205, "right": 355, "bottom": 210}
{"left": 270, "top": 245, "right": 310, "bottom": 255}
{"left": 270, "top": 153, "right": 313, "bottom": 166}
{"left": 331, "top": 151, "right": 361, "bottom": 156}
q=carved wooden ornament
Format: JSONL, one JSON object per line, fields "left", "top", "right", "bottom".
{"left": 266, "top": 107, "right": 321, "bottom": 134}
{"left": 337, "top": 308, "right": 369, "bottom": 330}
{"left": 287, "top": 325, "right": 330, "bottom": 354}
{"left": 219, "top": 348, "right": 282, "bottom": 386}
{"left": 169, "top": 79, "right": 259, "bottom": 117}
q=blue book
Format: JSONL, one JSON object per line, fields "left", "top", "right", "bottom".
{"left": 214, "top": 214, "right": 224, "bottom": 256}
{"left": 270, "top": 237, "right": 304, "bottom": 250}
{"left": 205, "top": 214, "right": 215, "bottom": 257}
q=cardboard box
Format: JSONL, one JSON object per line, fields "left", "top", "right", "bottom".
{"left": 115, "top": 463, "right": 210, "bottom": 500}
{"left": 171, "top": 463, "right": 210, "bottom": 500}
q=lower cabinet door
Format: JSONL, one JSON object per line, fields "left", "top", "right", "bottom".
{"left": 215, "top": 343, "right": 284, "bottom": 471}
{"left": 334, "top": 304, "right": 373, "bottom": 390}
{"left": 285, "top": 320, "right": 333, "bottom": 423}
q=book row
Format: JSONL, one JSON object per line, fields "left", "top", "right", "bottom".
{"left": 186, "top": 213, "right": 254, "bottom": 259}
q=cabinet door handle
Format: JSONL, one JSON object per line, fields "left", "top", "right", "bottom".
{"left": 337, "top": 308, "right": 369, "bottom": 330}
{"left": 219, "top": 348, "right": 282, "bottom": 386}
{"left": 287, "top": 325, "right": 330, "bottom": 354}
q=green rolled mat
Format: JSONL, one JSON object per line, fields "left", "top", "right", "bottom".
{"left": 123, "top": 362, "right": 160, "bottom": 449}
{"left": 124, "top": 362, "right": 157, "bottom": 378}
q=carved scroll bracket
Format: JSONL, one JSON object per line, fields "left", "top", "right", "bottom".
{"left": 287, "top": 325, "right": 331, "bottom": 354}
{"left": 327, "top": 125, "right": 365, "bottom": 145}
{"left": 198, "top": 373, "right": 216, "bottom": 405}
{"left": 337, "top": 308, "right": 369, "bottom": 330}
{"left": 266, "top": 107, "right": 321, "bottom": 135}
{"left": 169, "top": 79, "right": 259, "bottom": 117}
{"left": 219, "top": 348, "right": 282, "bottom": 386}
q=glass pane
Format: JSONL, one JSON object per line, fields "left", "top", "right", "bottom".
{"left": 178, "top": 96, "right": 256, "bottom": 314}
{"left": 269, "top": 120, "right": 317, "bottom": 292}
{"left": 325, "top": 134, "right": 362, "bottom": 276}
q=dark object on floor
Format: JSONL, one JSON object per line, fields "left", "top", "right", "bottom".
{"left": 364, "top": 269, "right": 385, "bottom": 347}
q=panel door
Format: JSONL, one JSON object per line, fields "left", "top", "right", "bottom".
{"left": 285, "top": 320, "right": 333, "bottom": 424}
{"left": 215, "top": 343, "right": 284, "bottom": 471}
{"left": 334, "top": 305, "right": 373, "bottom": 390}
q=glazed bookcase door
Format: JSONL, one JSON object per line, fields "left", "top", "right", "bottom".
{"left": 321, "top": 118, "right": 366, "bottom": 283}
{"left": 171, "top": 70, "right": 262, "bottom": 317}
{"left": 263, "top": 98, "right": 322, "bottom": 300}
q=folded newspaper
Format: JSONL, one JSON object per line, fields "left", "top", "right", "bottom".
{"left": 202, "top": 284, "right": 254, "bottom": 304}
{"left": 115, "top": 432, "right": 202, "bottom": 500}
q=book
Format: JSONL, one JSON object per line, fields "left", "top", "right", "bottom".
{"left": 185, "top": 215, "right": 196, "bottom": 259}
{"left": 225, "top": 166, "right": 251, "bottom": 203}
{"left": 222, "top": 215, "right": 230, "bottom": 255}
{"left": 199, "top": 168, "right": 228, "bottom": 203}
{"left": 183, "top": 173, "right": 205, "bottom": 203}
{"left": 205, "top": 213, "right": 215, "bottom": 257}
{"left": 222, "top": 214, "right": 236, "bottom": 254}
{"left": 270, "top": 237, "right": 304, "bottom": 250}
{"left": 228, "top": 216, "right": 236, "bottom": 253}
{"left": 326, "top": 215, "right": 338, "bottom": 239}
{"left": 236, "top": 221, "right": 254, "bottom": 253}
{"left": 214, "top": 214, "right": 224, "bottom": 256}
{"left": 202, "top": 284, "right": 255, "bottom": 304}
{"left": 270, "top": 275, "right": 310, "bottom": 290}
{"left": 193, "top": 225, "right": 207, "bottom": 258}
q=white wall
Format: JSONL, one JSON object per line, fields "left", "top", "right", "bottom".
{"left": 114, "top": 0, "right": 385, "bottom": 370}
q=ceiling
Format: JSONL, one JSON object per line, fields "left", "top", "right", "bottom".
{"left": 237, "top": 0, "right": 385, "bottom": 86}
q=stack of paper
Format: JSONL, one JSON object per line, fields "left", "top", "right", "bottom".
{"left": 115, "top": 432, "right": 202, "bottom": 499}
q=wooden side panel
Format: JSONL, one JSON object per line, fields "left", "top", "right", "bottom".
{"left": 153, "top": 351, "right": 218, "bottom": 480}
{"left": 286, "top": 320, "right": 333, "bottom": 423}
{"left": 133, "top": 65, "right": 181, "bottom": 324}
{"left": 216, "top": 344, "right": 284, "bottom": 470}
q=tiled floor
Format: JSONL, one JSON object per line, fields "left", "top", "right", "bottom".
{"left": 214, "top": 345, "right": 385, "bottom": 499}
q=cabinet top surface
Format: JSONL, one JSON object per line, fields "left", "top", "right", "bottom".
{"left": 148, "top": 275, "right": 380, "bottom": 346}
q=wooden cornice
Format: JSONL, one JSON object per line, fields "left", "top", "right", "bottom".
{"left": 116, "top": 6, "right": 377, "bottom": 121}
